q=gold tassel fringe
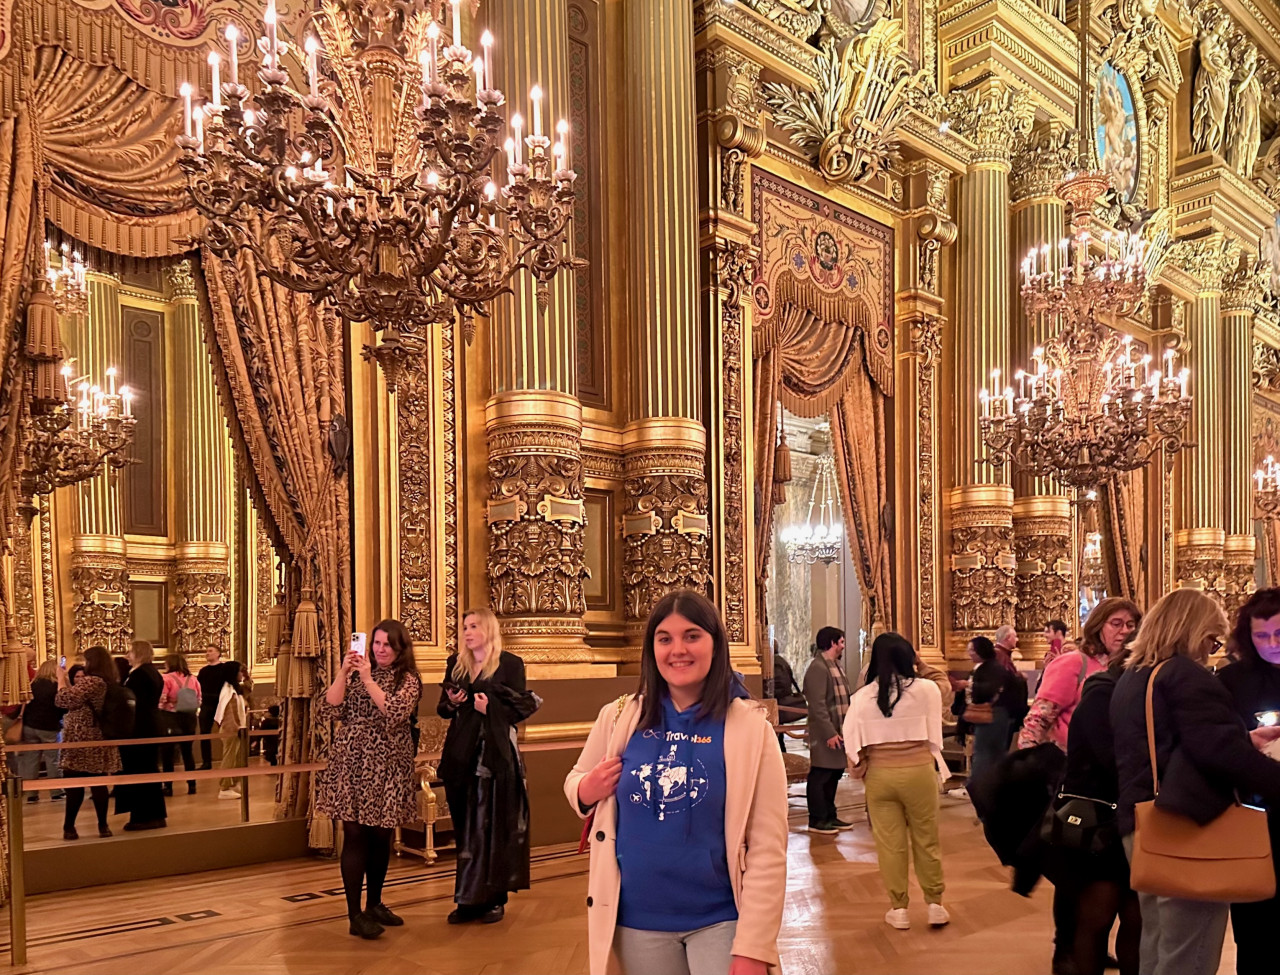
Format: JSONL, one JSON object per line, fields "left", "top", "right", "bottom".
{"left": 291, "top": 589, "right": 320, "bottom": 659}
{"left": 266, "top": 589, "right": 288, "bottom": 659}
{"left": 286, "top": 655, "right": 315, "bottom": 698}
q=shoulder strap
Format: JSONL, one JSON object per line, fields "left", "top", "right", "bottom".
{"left": 1145, "top": 660, "right": 1172, "bottom": 796}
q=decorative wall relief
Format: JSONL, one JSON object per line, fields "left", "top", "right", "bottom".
{"left": 945, "top": 82, "right": 1036, "bottom": 164}
{"left": 1012, "top": 511, "right": 1073, "bottom": 635}
{"left": 912, "top": 318, "right": 941, "bottom": 649}
{"left": 71, "top": 556, "right": 132, "bottom": 655}
{"left": 1192, "top": 12, "right": 1232, "bottom": 156}
{"left": 1189, "top": 2, "right": 1267, "bottom": 177}
{"left": 950, "top": 522, "right": 1017, "bottom": 632}
{"left": 174, "top": 563, "right": 231, "bottom": 655}
{"left": 397, "top": 369, "right": 434, "bottom": 643}
{"left": 1227, "top": 42, "right": 1262, "bottom": 177}
{"left": 1101, "top": 0, "right": 1182, "bottom": 87}
{"left": 1095, "top": 62, "right": 1143, "bottom": 202}
{"left": 762, "top": 20, "right": 925, "bottom": 186}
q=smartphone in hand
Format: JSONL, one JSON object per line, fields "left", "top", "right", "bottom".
{"left": 350, "top": 632, "right": 368, "bottom": 657}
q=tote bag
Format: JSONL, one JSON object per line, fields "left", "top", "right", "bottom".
{"left": 1129, "top": 660, "right": 1275, "bottom": 903}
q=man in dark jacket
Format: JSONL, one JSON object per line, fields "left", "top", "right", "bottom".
{"left": 197, "top": 647, "right": 242, "bottom": 769}
{"left": 803, "top": 626, "right": 852, "bottom": 834}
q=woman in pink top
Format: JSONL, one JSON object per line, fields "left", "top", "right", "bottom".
{"left": 1017, "top": 598, "right": 1140, "bottom": 751}
{"left": 159, "top": 652, "right": 202, "bottom": 795}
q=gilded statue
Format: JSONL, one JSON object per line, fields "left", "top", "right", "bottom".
{"left": 1191, "top": 15, "right": 1232, "bottom": 156}
{"left": 1226, "top": 43, "right": 1262, "bottom": 178}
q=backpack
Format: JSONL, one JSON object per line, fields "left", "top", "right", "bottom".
{"left": 175, "top": 678, "right": 199, "bottom": 715}
{"left": 93, "top": 684, "right": 137, "bottom": 740}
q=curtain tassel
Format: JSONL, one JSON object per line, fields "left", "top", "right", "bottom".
{"left": 25, "top": 287, "right": 63, "bottom": 403}
{"left": 772, "top": 437, "right": 792, "bottom": 506}
{"left": 265, "top": 587, "right": 288, "bottom": 659}
{"left": 291, "top": 589, "right": 321, "bottom": 659}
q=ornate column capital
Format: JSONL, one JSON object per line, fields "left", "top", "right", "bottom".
{"left": 164, "top": 259, "right": 199, "bottom": 303}
{"left": 948, "top": 485, "right": 1016, "bottom": 656}
{"left": 1010, "top": 122, "right": 1078, "bottom": 204}
{"left": 1174, "top": 527, "right": 1227, "bottom": 601}
{"left": 946, "top": 82, "right": 1036, "bottom": 167}
{"left": 1012, "top": 495, "right": 1073, "bottom": 658}
{"left": 1223, "top": 533, "right": 1258, "bottom": 618}
{"left": 1223, "top": 261, "right": 1266, "bottom": 313}
{"left": 174, "top": 559, "right": 231, "bottom": 655}
{"left": 70, "top": 550, "right": 132, "bottom": 656}
{"left": 1166, "top": 235, "right": 1245, "bottom": 293}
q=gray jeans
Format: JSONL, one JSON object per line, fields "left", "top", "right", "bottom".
{"left": 1122, "top": 833, "right": 1229, "bottom": 975}
{"left": 614, "top": 920, "right": 738, "bottom": 975}
{"left": 15, "top": 726, "right": 61, "bottom": 787}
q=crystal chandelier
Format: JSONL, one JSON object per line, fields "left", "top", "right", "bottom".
{"left": 177, "top": 0, "right": 581, "bottom": 388}
{"left": 43, "top": 241, "right": 88, "bottom": 318}
{"left": 1256, "top": 456, "right": 1280, "bottom": 520}
{"left": 782, "top": 452, "right": 844, "bottom": 565}
{"left": 978, "top": 175, "right": 1192, "bottom": 492}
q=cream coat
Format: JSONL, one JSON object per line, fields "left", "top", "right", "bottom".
{"left": 564, "top": 695, "right": 789, "bottom": 975}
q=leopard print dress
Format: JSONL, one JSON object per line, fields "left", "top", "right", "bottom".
{"left": 315, "top": 668, "right": 422, "bottom": 828}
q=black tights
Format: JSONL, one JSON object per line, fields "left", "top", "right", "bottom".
{"left": 1073, "top": 879, "right": 1141, "bottom": 975}
{"left": 62, "top": 771, "right": 109, "bottom": 831}
{"left": 340, "top": 822, "right": 393, "bottom": 919}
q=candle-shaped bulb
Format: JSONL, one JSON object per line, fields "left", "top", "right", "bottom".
{"left": 306, "top": 35, "right": 321, "bottom": 98}
{"left": 426, "top": 170, "right": 440, "bottom": 188}
{"left": 451, "top": 0, "right": 462, "bottom": 47}
{"left": 180, "top": 82, "right": 193, "bottom": 137}
{"left": 484, "top": 180, "right": 497, "bottom": 200}
{"left": 225, "top": 24, "right": 240, "bottom": 86}
{"left": 481, "top": 29, "right": 493, "bottom": 90}
{"left": 474, "top": 59, "right": 485, "bottom": 102}
{"left": 511, "top": 113, "right": 523, "bottom": 165}
{"left": 530, "top": 84, "right": 543, "bottom": 136}
{"left": 208, "top": 51, "right": 222, "bottom": 107}
{"left": 557, "top": 118, "right": 570, "bottom": 169}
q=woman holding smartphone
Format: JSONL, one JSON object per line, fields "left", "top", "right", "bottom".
{"left": 1217, "top": 587, "right": 1280, "bottom": 974}
{"left": 565, "top": 590, "right": 788, "bottom": 975}
{"left": 436, "top": 608, "right": 538, "bottom": 925}
{"left": 316, "top": 620, "right": 422, "bottom": 940}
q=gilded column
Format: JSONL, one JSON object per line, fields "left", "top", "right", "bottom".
{"left": 945, "top": 83, "right": 1034, "bottom": 654}
{"left": 1222, "top": 264, "right": 1264, "bottom": 615}
{"left": 71, "top": 269, "right": 131, "bottom": 655}
{"left": 622, "top": 0, "right": 709, "bottom": 629}
{"left": 483, "top": 0, "right": 589, "bottom": 662}
{"left": 169, "top": 260, "right": 231, "bottom": 655}
{"left": 1009, "top": 123, "right": 1074, "bottom": 654}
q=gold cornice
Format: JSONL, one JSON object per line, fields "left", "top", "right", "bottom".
{"left": 758, "top": 147, "right": 908, "bottom": 217}
{"left": 694, "top": 1, "right": 818, "bottom": 79}
{"left": 175, "top": 541, "right": 229, "bottom": 561}
{"left": 1216, "top": 0, "right": 1280, "bottom": 67}
{"left": 1171, "top": 154, "right": 1275, "bottom": 244}
{"left": 1225, "top": 533, "right": 1257, "bottom": 557}
{"left": 485, "top": 390, "right": 582, "bottom": 430}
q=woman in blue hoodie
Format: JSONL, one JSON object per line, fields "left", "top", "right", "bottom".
{"left": 566, "top": 590, "right": 789, "bottom": 975}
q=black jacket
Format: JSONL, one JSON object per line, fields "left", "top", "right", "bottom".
{"left": 968, "top": 741, "right": 1065, "bottom": 896}
{"left": 1062, "top": 667, "right": 1121, "bottom": 804}
{"left": 436, "top": 651, "right": 528, "bottom": 783}
{"left": 1111, "top": 655, "right": 1280, "bottom": 835}
{"left": 197, "top": 660, "right": 241, "bottom": 715}
{"left": 125, "top": 663, "right": 164, "bottom": 739}
{"left": 23, "top": 677, "right": 65, "bottom": 732}
{"left": 1217, "top": 659, "right": 1280, "bottom": 734}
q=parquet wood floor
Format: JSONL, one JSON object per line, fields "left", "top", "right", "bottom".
{"left": 0, "top": 781, "right": 1240, "bottom": 975}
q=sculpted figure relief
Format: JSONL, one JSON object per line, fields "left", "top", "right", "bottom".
{"left": 1227, "top": 43, "right": 1262, "bottom": 178}
{"left": 1191, "top": 15, "right": 1232, "bottom": 156}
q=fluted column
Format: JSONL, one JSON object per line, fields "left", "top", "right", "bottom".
{"left": 1222, "top": 268, "right": 1263, "bottom": 614}
{"left": 946, "top": 83, "right": 1033, "bottom": 654}
{"left": 1009, "top": 123, "right": 1074, "bottom": 654}
{"left": 169, "top": 260, "right": 231, "bottom": 655}
{"left": 71, "top": 269, "right": 131, "bottom": 655}
{"left": 621, "top": 0, "right": 708, "bottom": 630}
{"left": 1176, "top": 290, "right": 1226, "bottom": 596}
{"left": 482, "top": 0, "right": 589, "bottom": 662}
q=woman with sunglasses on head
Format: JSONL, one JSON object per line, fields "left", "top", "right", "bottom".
{"left": 1216, "top": 587, "right": 1280, "bottom": 974}
{"left": 565, "top": 590, "right": 788, "bottom": 975}
{"left": 316, "top": 619, "right": 422, "bottom": 940}
{"left": 1111, "top": 589, "right": 1280, "bottom": 975}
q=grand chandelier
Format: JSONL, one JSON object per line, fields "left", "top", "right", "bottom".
{"left": 978, "top": 173, "right": 1192, "bottom": 492}
{"left": 1256, "top": 456, "right": 1280, "bottom": 520}
{"left": 782, "top": 452, "right": 844, "bottom": 565}
{"left": 177, "top": 0, "right": 580, "bottom": 387}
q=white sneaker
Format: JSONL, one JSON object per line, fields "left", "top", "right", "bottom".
{"left": 885, "top": 908, "right": 911, "bottom": 930}
{"left": 218, "top": 790, "right": 241, "bottom": 800}
{"left": 945, "top": 788, "right": 970, "bottom": 800}
{"left": 927, "top": 903, "right": 950, "bottom": 927}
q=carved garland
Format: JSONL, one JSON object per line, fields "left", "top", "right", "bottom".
{"left": 398, "top": 368, "right": 433, "bottom": 643}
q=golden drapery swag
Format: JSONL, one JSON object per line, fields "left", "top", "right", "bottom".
{"left": 753, "top": 272, "right": 895, "bottom": 631}
{"left": 199, "top": 240, "right": 350, "bottom": 850}
{"left": 1101, "top": 472, "right": 1145, "bottom": 602}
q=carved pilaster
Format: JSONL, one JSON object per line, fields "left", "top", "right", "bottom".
{"left": 71, "top": 547, "right": 132, "bottom": 656}
{"left": 949, "top": 485, "right": 1016, "bottom": 656}
{"left": 1175, "top": 528, "right": 1227, "bottom": 602}
{"left": 174, "top": 559, "right": 231, "bottom": 655}
{"left": 485, "top": 392, "right": 590, "bottom": 661}
{"left": 1012, "top": 496, "right": 1073, "bottom": 658}
{"left": 1223, "top": 534, "right": 1257, "bottom": 620}
{"left": 9, "top": 514, "right": 36, "bottom": 652}
{"left": 397, "top": 368, "right": 433, "bottom": 642}
{"left": 912, "top": 317, "right": 942, "bottom": 656}
{"left": 622, "top": 420, "right": 711, "bottom": 630}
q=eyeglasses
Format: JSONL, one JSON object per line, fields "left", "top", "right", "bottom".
{"left": 1210, "top": 638, "right": 1224, "bottom": 653}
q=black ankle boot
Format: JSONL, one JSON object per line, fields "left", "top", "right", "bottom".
{"left": 348, "top": 912, "right": 384, "bottom": 940}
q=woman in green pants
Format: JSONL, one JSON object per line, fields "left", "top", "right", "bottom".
{"left": 843, "top": 633, "right": 950, "bottom": 932}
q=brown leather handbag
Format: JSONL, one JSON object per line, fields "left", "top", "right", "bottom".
{"left": 964, "top": 700, "right": 994, "bottom": 725}
{"left": 1129, "top": 660, "right": 1276, "bottom": 903}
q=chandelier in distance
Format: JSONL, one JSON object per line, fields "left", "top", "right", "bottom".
{"left": 1256, "top": 456, "right": 1280, "bottom": 520}
{"left": 978, "top": 172, "right": 1192, "bottom": 493}
{"left": 177, "top": 0, "right": 582, "bottom": 389}
{"left": 782, "top": 450, "right": 844, "bottom": 566}
{"left": 18, "top": 247, "right": 137, "bottom": 520}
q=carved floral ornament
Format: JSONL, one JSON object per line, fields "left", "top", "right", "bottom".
{"left": 762, "top": 19, "right": 927, "bottom": 186}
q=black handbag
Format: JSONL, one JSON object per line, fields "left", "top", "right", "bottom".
{"left": 1041, "top": 791, "right": 1118, "bottom": 854}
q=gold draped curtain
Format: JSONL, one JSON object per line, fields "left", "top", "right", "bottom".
{"left": 753, "top": 272, "right": 894, "bottom": 631}
{"left": 1101, "top": 472, "right": 1146, "bottom": 602}
{"left": 200, "top": 241, "right": 350, "bottom": 848}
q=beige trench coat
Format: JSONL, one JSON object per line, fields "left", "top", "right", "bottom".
{"left": 564, "top": 695, "right": 789, "bottom": 975}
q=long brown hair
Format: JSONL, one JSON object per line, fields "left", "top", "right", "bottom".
{"left": 83, "top": 646, "right": 118, "bottom": 684}
{"left": 1079, "top": 597, "right": 1142, "bottom": 659}
{"left": 164, "top": 652, "right": 191, "bottom": 677}
{"left": 637, "top": 590, "right": 734, "bottom": 730}
{"left": 372, "top": 618, "right": 419, "bottom": 686}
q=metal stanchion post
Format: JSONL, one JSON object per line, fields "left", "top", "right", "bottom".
{"left": 239, "top": 727, "right": 250, "bottom": 823}
{"left": 5, "top": 775, "right": 27, "bottom": 965}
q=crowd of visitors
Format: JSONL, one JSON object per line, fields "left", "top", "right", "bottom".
{"left": 5, "top": 640, "right": 257, "bottom": 840}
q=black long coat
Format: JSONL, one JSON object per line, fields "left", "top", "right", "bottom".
{"left": 436, "top": 652, "right": 540, "bottom": 906}
{"left": 116, "top": 663, "right": 167, "bottom": 823}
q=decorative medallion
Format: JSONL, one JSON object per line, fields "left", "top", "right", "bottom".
{"left": 1095, "top": 61, "right": 1141, "bottom": 202}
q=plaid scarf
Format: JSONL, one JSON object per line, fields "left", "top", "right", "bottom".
{"left": 827, "top": 659, "right": 851, "bottom": 725}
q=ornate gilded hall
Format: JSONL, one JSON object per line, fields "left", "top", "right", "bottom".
{"left": 0, "top": 0, "right": 1278, "bottom": 971}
